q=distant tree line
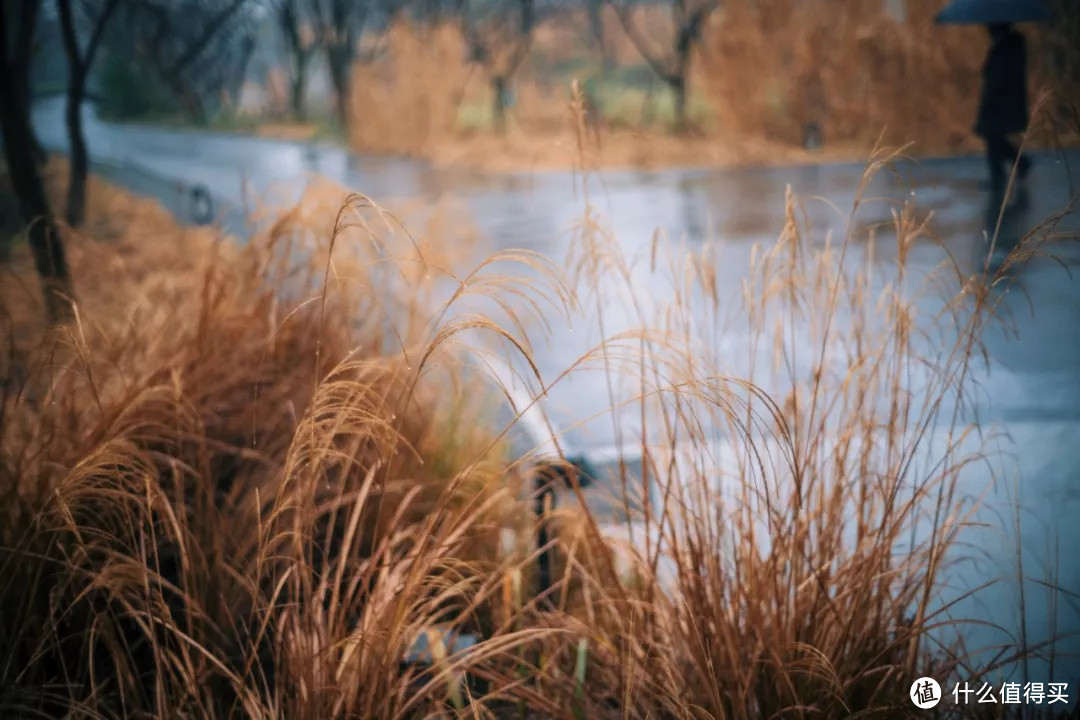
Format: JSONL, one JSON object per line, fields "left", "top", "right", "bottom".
{"left": 2, "top": 0, "right": 722, "bottom": 323}
{"left": 269, "top": 0, "right": 716, "bottom": 131}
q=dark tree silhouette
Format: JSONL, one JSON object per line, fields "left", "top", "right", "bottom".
{"left": 57, "top": 0, "right": 123, "bottom": 228}
{"left": 307, "top": 0, "right": 398, "bottom": 130}
{"left": 461, "top": 0, "right": 535, "bottom": 132}
{"left": 1, "top": 0, "right": 75, "bottom": 321}
{"left": 277, "top": 0, "right": 316, "bottom": 121}
{"left": 117, "top": 0, "right": 253, "bottom": 123}
{"left": 614, "top": 0, "right": 717, "bottom": 132}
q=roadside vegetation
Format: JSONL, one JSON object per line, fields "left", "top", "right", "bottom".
{"left": 72, "top": 0, "right": 1080, "bottom": 171}
{"left": 2, "top": 122, "right": 1075, "bottom": 715}
{"left": 3, "top": 0, "right": 1078, "bottom": 716}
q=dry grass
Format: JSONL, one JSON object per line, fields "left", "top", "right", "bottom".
{"left": 422, "top": 126, "right": 881, "bottom": 173}
{"left": 334, "top": 6, "right": 1079, "bottom": 171}
{"left": 1, "top": 161, "right": 542, "bottom": 718}
{"left": 1, "top": 128, "right": 1074, "bottom": 718}
{"left": 698, "top": 0, "right": 1079, "bottom": 153}
{"left": 346, "top": 22, "right": 472, "bottom": 156}
{"left": 341, "top": 16, "right": 881, "bottom": 171}
{"left": 698, "top": 0, "right": 988, "bottom": 151}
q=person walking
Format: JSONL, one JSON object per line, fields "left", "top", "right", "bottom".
{"left": 976, "top": 23, "right": 1032, "bottom": 199}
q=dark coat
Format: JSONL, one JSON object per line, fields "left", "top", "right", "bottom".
{"left": 975, "top": 29, "right": 1029, "bottom": 137}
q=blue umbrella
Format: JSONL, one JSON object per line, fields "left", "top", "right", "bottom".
{"left": 936, "top": 0, "right": 1052, "bottom": 24}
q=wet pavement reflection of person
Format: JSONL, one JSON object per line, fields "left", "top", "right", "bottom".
{"left": 976, "top": 23, "right": 1032, "bottom": 203}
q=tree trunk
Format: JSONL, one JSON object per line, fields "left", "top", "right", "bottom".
{"left": 65, "top": 71, "right": 89, "bottom": 227}
{"left": 492, "top": 75, "right": 508, "bottom": 133}
{"left": 231, "top": 35, "right": 256, "bottom": 108}
{"left": 291, "top": 71, "right": 308, "bottom": 122}
{"left": 328, "top": 46, "right": 351, "bottom": 130}
{"left": 280, "top": 0, "right": 310, "bottom": 123}
{"left": 0, "top": 98, "right": 75, "bottom": 322}
{"left": 671, "top": 74, "right": 687, "bottom": 134}
{"left": 291, "top": 53, "right": 310, "bottom": 122}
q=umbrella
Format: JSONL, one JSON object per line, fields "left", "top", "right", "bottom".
{"left": 935, "top": 0, "right": 1052, "bottom": 24}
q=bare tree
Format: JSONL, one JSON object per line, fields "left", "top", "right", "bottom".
{"left": 307, "top": 0, "right": 397, "bottom": 129}
{"left": 614, "top": 0, "right": 717, "bottom": 132}
{"left": 277, "top": 0, "right": 316, "bottom": 120}
{"left": 117, "top": 0, "right": 257, "bottom": 122}
{"left": 1, "top": 0, "right": 75, "bottom": 321}
{"left": 461, "top": 0, "right": 535, "bottom": 132}
{"left": 57, "top": 0, "right": 123, "bottom": 228}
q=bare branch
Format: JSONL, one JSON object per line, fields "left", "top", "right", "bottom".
{"left": 84, "top": 0, "right": 124, "bottom": 69}
{"left": 674, "top": 3, "right": 710, "bottom": 73}
{"left": 166, "top": 0, "right": 248, "bottom": 77}
{"left": 612, "top": 1, "right": 677, "bottom": 82}
{"left": 462, "top": 0, "right": 535, "bottom": 77}
{"left": 57, "top": 0, "right": 83, "bottom": 73}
